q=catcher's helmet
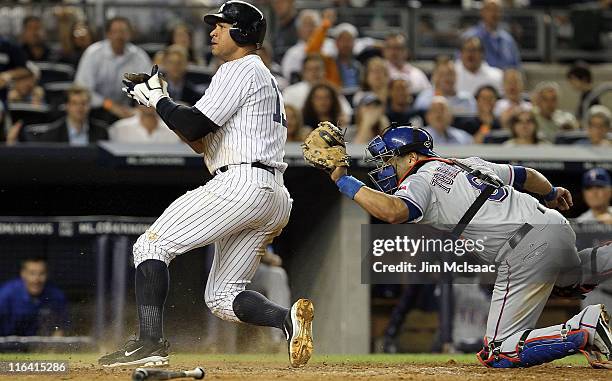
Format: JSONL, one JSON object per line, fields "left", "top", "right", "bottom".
{"left": 366, "top": 125, "right": 438, "bottom": 193}
{"left": 204, "top": 1, "right": 266, "bottom": 48}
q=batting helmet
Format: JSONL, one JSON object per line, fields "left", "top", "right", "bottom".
{"left": 204, "top": 1, "right": 266, "bottom": 48}
{"left": 366, "top": 125, "right": 438, "bottom": 193}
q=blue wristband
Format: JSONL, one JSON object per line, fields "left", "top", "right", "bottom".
{"left": 544, "top": 186, "right": 557, "bottom": 202}
{"left": 336, "top": 175, "right": 364, "bottom": 199}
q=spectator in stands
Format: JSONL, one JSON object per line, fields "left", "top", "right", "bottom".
{"left": 576, "top": 168, "right": 612, "bottom": 310}
{"left": 383, "top": 32, "right": 431, "bottom": 96}
{"left": 169, "top": 24, "right": 199, "bottom": 65}
{"left": 257, "top": 42, "right": 288, "bottom": 91}
{"left": 567, "top": 63, "right": 600, "bottom": 120}
{"left": 352, "top": 93, "right": 390, "bottom": 144}
{"left": 285, "top": 104, "right": 308, "bottom": 142}
{"left": 332, "top": 23, "right": 361, "bottom": 90}
{"left": 75, "top": 16, "right": 151, "bottom": 121}
{"left": 532, "top": 81, "right": 578, "bottom": 142}
{"left": 386, "top": 78, "right": 423, "bottom": 127}
{"left": 353, "top": 57, "right": 390, "bottom": 107}
{"left": 577, "top": 168, "right": 612, "bottom": 224}
{"left": 575, "top": 105, "right": 611, "bottom": 146}
{"left": 271, "top": 0, "right": 299, "bottom": 63}
{"left": 424, "top": 96, "right": 473, "bottom": 144}
{"left": 281, "top": 9, "right": 336, "bottom": 83}
{"left": 494, "top": 68, "right": 531, "bottom": 127}
{"left": 8, "top": 64, "right": 45, "bottom": 106}
{"left": 0, "top": 256, "right": 68, "bottom": 336}
{"left": 58, "top": 21, "right": 94, "bottom": 68}
{"left": 455, "top": 37, "right": 503, "bottom": 97}
{"left": 0, "top": 36, "right": 28, "bottom": 136}
{"left": 302, "top": 82, "right": 344, "bottom": 129}
{"left": 162, "top": 45, "right": 200, "bottom": 106}
{"left": 248, "top": 245, "right": 292, "bottom": 348}
{"left": 109, "top": 105, "right": 179, "bottom": 144}
{"left": 28, "top": 85, "right": 108, "bottom": 145}
{"left": 414, "top": 56, "right": 476, "bottom": 116}
{"left": 503, "top": 109, "right": 549, "bottom": 146}
{"left": 20, "top": 16, "right": 52, "bottom": 62}
{"left": 283, "top": 53, "right": 352, "bottom": 120}
{"left": 462, "top": 0, "right": 521, "bottom": 69}
{"left": 458, "top": 85, "right": 501, "bottom": 142}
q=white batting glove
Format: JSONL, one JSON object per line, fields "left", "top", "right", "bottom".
{"left": 123, "top": 65, "right": 169, "bottom": 107}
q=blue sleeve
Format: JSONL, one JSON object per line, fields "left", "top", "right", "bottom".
{"left": 7, "top": 40, "right": 26, "bottom": 69}
{"left": 399, "top": 197, "right": 423, "bottom": 223}
{"left": 0, "top": 283, "right": 13, "bottom": 336}
{"left": 512, "top": 165, "right": 527, "bottom": 190}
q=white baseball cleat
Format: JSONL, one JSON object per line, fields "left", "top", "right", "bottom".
{"left": 284, "top": 298, "right": 314, "bottom": 368}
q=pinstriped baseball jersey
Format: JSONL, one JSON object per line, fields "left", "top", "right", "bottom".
{"left": 195, "top": 54, "right": 288, "bottom": 173}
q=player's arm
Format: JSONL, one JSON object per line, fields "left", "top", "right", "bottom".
{"left": 172, "top": 130, "right": 205, "bottom": 154}
{"left": 156, "top": 98, "right": 219, "bottom": 142}
{"left": 331, "top": 167, "right": 411, "bottom": 224}
{"left": 523, "top": 167, "right": 573, "bottom": 211}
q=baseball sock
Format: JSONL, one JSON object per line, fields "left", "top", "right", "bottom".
{"left": 135, "top": 259, "right": 169, "bottom": 343}
{"left": 232, "top": 290, "right": 288, "bottom": 330}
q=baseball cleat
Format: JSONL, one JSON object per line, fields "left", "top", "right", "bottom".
{"left": 98, "top": 338, "right": 169, "bottom": 368}
{"left": 581, "top": 305, "right": 612, "bottom": 369}
{"left": 284, "top": 298, "right": 314, "bottom": 368}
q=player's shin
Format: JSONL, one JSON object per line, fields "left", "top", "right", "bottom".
{"left": 136, "top": 259, "right": 169, "bottom": 342}
{"left": 231, "top": 290, "right": 288, "bottom": 329}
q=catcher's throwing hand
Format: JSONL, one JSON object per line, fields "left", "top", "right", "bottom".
{"left": 544, "top": 186, "right": 573, "bottom": 211}
{"left": 122, "top": 64, "right": 168, "bottom": 107}
{"left": 301, "top": 121, "right": 350, "bottom": 173}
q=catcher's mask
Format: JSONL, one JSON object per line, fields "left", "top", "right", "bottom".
{"left": 366, "top": 125, "right": 438, "bottom": 194}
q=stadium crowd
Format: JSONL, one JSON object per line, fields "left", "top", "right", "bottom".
{"left": 0, "top": 0, "right": 610, "bottom": 147}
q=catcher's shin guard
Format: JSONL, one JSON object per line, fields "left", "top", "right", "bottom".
{"left": 477, "top": 328, "right": 588, "bottom": 368}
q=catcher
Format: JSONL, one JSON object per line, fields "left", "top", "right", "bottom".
{"left": 302, "top": 121, "right": 612, "bottom": 369}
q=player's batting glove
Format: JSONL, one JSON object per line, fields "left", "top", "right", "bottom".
{"left": 122, "top": 65, "right": 169, "bottom": 107}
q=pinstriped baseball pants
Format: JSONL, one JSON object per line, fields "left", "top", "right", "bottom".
{"left": 133, "top": 165, "right": 292, "bottom": 322}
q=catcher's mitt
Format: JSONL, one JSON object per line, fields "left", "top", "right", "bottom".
{"left": 550, "top": 283, "right": 596, "bottom": 299}
{"left": 301, "top": 121, "right": 350, "bottom": 173}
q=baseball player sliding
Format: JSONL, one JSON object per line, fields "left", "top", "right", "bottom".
{"left": 98, "top": 1, "right": 314, "bottom": 368}
{"left": 302, "top": 121, "right": 612, "bottom": 368}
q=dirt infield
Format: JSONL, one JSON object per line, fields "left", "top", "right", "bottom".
{"left": 0, "top": 353, "right": 609, "bottom": 381}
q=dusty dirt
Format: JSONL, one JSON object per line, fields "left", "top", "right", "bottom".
{"left": 0, "top": 357, "right": 610, "bottom": 381}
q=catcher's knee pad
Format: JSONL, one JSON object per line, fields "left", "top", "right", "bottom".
{"left": 133, "top": 231, "right": 175, "bottom": 267}
{"left": 477, "top": 328, "right": 588, "bottom": 368}
{"left": 205, "top": 289, "right": 241, "bottom": 323}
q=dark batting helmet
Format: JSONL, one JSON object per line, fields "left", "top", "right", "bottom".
{"left": 204, "top": 1, "right": 266, "bottom": 48}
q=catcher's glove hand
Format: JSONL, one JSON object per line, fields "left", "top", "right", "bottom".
{"left": 550, "top": 283, "right": 596, "bottom": 299}
{"left": 301, "top": 121, "right": 350, "bottom": 173}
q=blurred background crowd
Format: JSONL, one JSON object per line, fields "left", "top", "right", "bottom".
{"left": 0, "top": 0, "right": 611, "bottom": 356}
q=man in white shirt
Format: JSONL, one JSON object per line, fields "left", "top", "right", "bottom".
{"left": 75, "top": 17, "right": 151, "bottom": 120}
{"left": 280, "top": 9, "right": 336, "bottom": 82}
{"left": 455, "top": 37, "right": 503, "bottom": 97}
{"left": 383, "top": 32, "right": 431, "bottom": 96}
{"left": 109, "top": 106, "right": 179, "bottom": 144}
{"left": 423, "top": 96, "right": 473, "bottom": 145}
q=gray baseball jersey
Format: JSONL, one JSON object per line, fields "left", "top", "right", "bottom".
{"left": 394, "top": 157, "right": 539, "bottom": 261}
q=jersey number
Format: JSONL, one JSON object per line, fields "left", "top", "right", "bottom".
{"left": 466, "top": 174, "right": 508, "bottom": 202}
{"left": 271, "top": 79, "right": 287, "bottom": 127}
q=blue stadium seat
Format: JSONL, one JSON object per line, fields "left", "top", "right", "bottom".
{"left": 33, "top": 62, "right": 75, "bottom": 85}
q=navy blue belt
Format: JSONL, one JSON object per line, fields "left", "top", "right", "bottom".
{"left": 508, "top": 204, "right": 547, "bottom": 249}
{"left": 216, "top": 162, "right": 275, "bottom": 175}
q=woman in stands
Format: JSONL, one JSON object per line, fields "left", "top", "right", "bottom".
{"left": 503, "top": 108, "right": 550, "bottom": 146}
{"left": 302, "top": 82, "right": 344, "bottom": 129}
